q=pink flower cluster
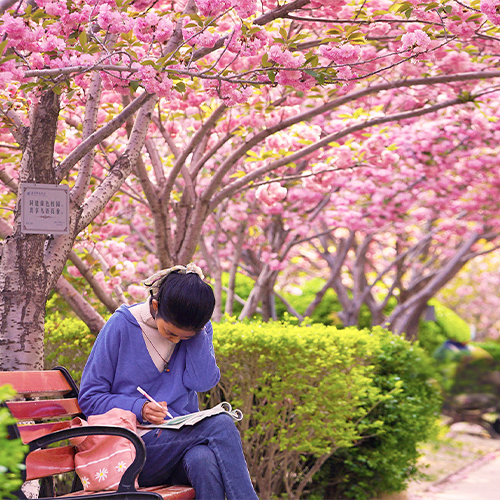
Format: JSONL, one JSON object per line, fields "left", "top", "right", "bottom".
{"left": 268, "top": 45, "right": 305, "bottom": 68}
{"left": 138, "top": 64, "right": 173, "bottom": 97}
{"left": 400, "top": 29, "right": 431, "bottom": 53}
{"left": 134, "top": 12, "right": 174, "bottom": 43}
{"left": 226, "top": 26, "right": 268, "bottom": 56}
{"left": 233, "top": 0, "right": 257, "bottom": 18}
{"left": 276, "top": 70, "right": 316, "bottom": 91}
{"left": 195, "top": 0, "right": 257, "bottom": 18}
{"left": 480, "top": 0, "right": 500, "bottom": 25}
{"left": 97, "top": 4, "right": 133, "bottom": 34}
{"left": 319, "top": 43, "right": 360, "bottom": 65}
{"left": 195, "top": 0, "right": 232, "bottom": 17}
{"left": 204, "top": 80, "right": 253, "bottom": 106}
{"left": 182, "top": 24, "right": 219, "bottom": 48}
{"left": 255, "top": 182, "right": 287, "bottom": 207}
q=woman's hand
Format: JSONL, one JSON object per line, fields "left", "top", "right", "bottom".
{"left": 142, "top": 401, "right": 169, "bottom": 424}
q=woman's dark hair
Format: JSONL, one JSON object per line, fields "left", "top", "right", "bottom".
{"left": 153, "top": 271, "right": 215, "bottom": 332}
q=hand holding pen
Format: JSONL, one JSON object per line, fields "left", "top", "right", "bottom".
{"left": 137, "top": 386, "right": 173, "bottom": 424}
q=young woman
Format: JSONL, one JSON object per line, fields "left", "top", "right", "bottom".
{"left": 79, "top": 264, "right": 258, "bottom": 500}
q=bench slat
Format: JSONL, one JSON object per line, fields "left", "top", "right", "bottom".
{"left": 0, "top": 370, "right": 73, "bottom": 398}
{"left": 17, "top": 421, "right": 73, "bottom": 444}
{"left": 7, "top": 398, "right": 81, "bottom": 421}
{"left": 140, "top": 486, "right": 196, "bottom": 500}
{"left": 59, "top": 485, "right": 196, "bottom": 499}
{"left": 25, "top": 446, "right": 76, "bottom": 480}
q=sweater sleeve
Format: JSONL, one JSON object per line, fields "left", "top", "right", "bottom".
{"left": 182, "top": 321, "right": 220, "bottom": 392}
{"left": 78, "top": 312, "right": 146, "bottom": 421}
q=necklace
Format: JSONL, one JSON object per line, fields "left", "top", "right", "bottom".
{"left": 141, "top": 329, "right": 171, "bottom": 372}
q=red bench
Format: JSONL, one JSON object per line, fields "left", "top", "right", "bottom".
{"left": 0, "top": 367, "right": 196, "bottom": 500}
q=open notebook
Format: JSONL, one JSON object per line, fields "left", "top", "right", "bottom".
{"left": 137, "top": 402, "right": 243, "bottom": 430}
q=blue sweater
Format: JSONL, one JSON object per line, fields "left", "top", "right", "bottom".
{"left": 79, "top": 305, "right": 220, "bottom": 423}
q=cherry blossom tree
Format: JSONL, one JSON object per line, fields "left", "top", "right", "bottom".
{"left": 3, "top": 0, "right": 500, "bottom": 369}
{"left": 195, "top": 90, "right": 500, "bottom": 342}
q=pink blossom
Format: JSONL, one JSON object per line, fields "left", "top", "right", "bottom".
{"left": 44, "top": 2, "right": 69, "bottom": 16}
{"left": 336, "top": 66, "right": 356, "bottom": 90}
{"left": 227, "top": 26, "right": 268, "bottom": 56}
{"left": 127, "top": 284, "right": 148, "bottom": 301}
{"left": 400, "top": 30, "right": 431, "bottom": 53}
{"left": 182, "top": 24, "right": 219, "bottom": 47}
{"left": 1, "top": 13, "right": 29, "bottom": 40}
{"left": 108, "top": 224, "right": 131, "bottom": 237}
{"left": 255, "top": 182, "right": 287, "bottom": 206}
{"left": 444, "top": 19, "right": 477, "bottom": 39}
{"left": 204, "top": 80, "right": 253, "bottom": 106}
{"left": 138, "top": 64, "right": 173, "bottom": 97}
{"left": 135, "top": 13, "right": 173, "bottom": 43}
{"left": 98, "top": 5, "right": 133, "bottom": 34}
{"left": 319, "top": 43, "right": 360, "bottom": 65}
{"left": 276, "top": 70, "right": 316, "bottom": 91}
{"left": 39, "top": 34, "right": 66, "bottom": 53}
{"left": 155, "top": 17, "right": 174, "bottom": 42}
{"left": 268, "top": 45, "right": 305, "bottom": 68}
{"left": 195, "top": 0, "right": 231, "bottom": 17}
{"left": 481, "top": 0, "right": 500, "bottom": 24}
{"left": 67, "top": 266, "right": 82, "bottom": 278}
{"left": 233, "top": 0, "right": 257, "bottom": 18}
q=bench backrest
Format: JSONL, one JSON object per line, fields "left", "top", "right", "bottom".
{"left": 0, "top": 367, "right": 82, "bottom": 481}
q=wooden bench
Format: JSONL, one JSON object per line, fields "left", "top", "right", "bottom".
{"left": 0, "top": 367, "right": 196, "bottom": 500}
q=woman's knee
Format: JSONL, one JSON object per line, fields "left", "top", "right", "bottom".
{"left": 183, "top": 445, "right": 222, "bottom": 483}
{"left": 204, "top": 413, "right": 239, "bottom": 435}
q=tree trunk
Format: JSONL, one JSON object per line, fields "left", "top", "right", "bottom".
{"left": 390, "top": 302, "right": 427, "bottom": 341}
{"left": 0, "top": 91, "right": 60, "bottom": 370}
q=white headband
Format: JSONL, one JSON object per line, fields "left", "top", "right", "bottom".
{"left": 141, "top": 263, "right": 205, "bottom": 296}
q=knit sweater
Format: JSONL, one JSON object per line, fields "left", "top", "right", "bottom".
{"left": 79, "top": 304, "right": 220, "bottom": 423}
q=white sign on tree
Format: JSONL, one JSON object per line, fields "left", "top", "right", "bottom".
{"left": 21, "top": 183, "right": 69, "bottom": 235}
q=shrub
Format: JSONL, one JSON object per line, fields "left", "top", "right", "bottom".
{"left": 203, "top": 321, "right": 440, "bottom": 499}
{"left": 315, "top": 328, "right": 441, "bottom": 499}
{"left": 44, "top": 313, "right": 97, "bottom": 383}
{"left": 478, "top": 341, "right": 500, "bottom": 361}
{"left": 418, "top": 319, "right": 447, "bottom": 356}
{"left": 428, "top": 299, "right": 470, "bottom": 343}
{"left": 0, "top": 385, "right": 28, "bottom": 499}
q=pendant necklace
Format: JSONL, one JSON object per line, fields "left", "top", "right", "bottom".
{"left": 141, "top": 328, "right": 171, "bottom": 372}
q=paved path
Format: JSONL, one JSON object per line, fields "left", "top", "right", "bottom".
{"left": 420, "top": 450, "right": 500, "bottom": 500}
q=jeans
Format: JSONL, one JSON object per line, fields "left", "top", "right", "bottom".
{"left": 138, "top": 414, "right": 258, "bottom": 500}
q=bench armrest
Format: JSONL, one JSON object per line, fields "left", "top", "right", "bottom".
{"left": 28, "top": 425, "right": 145, "bottom": 493}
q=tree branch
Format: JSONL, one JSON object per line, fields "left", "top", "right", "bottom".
{"left": 77, "top": 97, "right": 157, "bottom": 232}
{"left": 56, "top": 91, "right": 153, "bottom": 181}
{"left": 54, "top": 275, "right": 106, "bottom": 334}
{"left": 68, "top": 250, "right": 120, "bottom": 313}
{"left": 208, "top": 94, "right": 471, "bottom": 210}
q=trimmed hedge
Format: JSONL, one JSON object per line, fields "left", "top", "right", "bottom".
{"left": 203, "top": 321, "right": 441, "bottom": 499}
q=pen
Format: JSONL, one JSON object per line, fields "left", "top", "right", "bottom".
{"left": 137, "top": 386, "right": 173, "bottom": 419}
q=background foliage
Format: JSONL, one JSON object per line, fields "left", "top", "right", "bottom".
{"left": 0, "top": 385, "right": 27, "bottom": 499}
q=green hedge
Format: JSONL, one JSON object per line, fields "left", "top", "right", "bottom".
{"left": 44, "top": 313, "right": 96, "bottom": 383}
{"left": 0, "top": 385, "right": 28, "bottom": 499}
{"left": 203, "top": 321, "right": 441, "bottom": 499}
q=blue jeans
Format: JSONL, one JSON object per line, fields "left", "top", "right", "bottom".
{"left": 138, "top": 414, "right": 258, "bottom": 500}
